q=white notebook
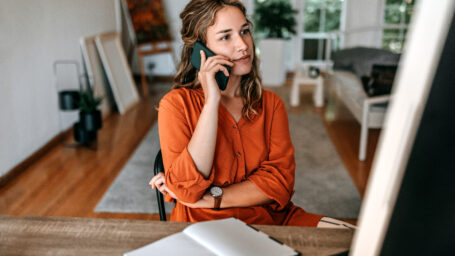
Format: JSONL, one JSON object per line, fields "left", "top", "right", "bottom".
{"left": 124, "top": 218, "right": 299, "bottom": 256}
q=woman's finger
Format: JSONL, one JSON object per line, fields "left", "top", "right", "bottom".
{"left": 154, "top": 177, "right": 165, "bottom": 190}
{"left": 149, "top": 176, "right": 158, "bottom": 189}
{"left": 215, "top": 64, "right": 230, "bottom": 77}
{"left": 203, "top": 57, "right": 233, "bottom": 71}
{"left": 158, "top": 185, "right": 168, "bottom": 195}
{"left": 149, "top": 172, "right": 163, "bottom": 185}
{"left": 200, "top": 50, "right": 206, "bottom": 68}
{"left": 149, "top": 172, "right": 164, "bottom": 189}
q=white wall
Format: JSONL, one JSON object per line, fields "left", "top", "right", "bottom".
{"left": 0, "top": 0, "right": 116, "bottom": 176}
{"left": 343, "top": 0, "right": 384, "bottom": 48}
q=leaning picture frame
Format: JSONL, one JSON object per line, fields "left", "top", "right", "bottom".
{"left": 95, "top": 32, "right": 139, "bottom": 115}
{"left": 80, "top": 34, "right": 113, "bottom": 117}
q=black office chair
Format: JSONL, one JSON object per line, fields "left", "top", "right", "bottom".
{"left": 153, "top": 150, "right": 167, "bottom": 221}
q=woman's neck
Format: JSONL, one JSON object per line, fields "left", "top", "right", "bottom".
{"left": 221, "top": 75, "right": 242, "bottom": 98}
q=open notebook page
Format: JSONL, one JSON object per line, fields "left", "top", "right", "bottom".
{"left": 124, "top": 232, "right": 215, "bottom": 256}
{"left": 184, "top": 218, "right": 298, "bottom": 256}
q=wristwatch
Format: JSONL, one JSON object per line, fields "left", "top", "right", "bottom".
{"left": 209, "top": 186, "right": 223, "bottom": 210}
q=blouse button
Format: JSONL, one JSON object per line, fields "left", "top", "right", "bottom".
{"left": 236, "top": 152, "right": 241, "bottom": 157}
{"left": 233, "top": 125, "right": 238, "bottom": 129}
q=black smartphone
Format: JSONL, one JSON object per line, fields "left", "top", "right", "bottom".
{"left": 190, "top": 41, "right": 230, "bottom": 91}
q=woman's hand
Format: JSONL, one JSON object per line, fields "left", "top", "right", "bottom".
{"left": 197, "top": 50, "right": 233, "bottom": 102}
{"left": 149, "top": 172, "right": 177, "bottom": 199}
{"left": 149, "top": 174, "right": 214, "bottom": 209}
{"left": 179, "top": 191, "right": 214, "bottom": 209}
{"left": 149, "top": 173, "right": 212, "bottom": 208}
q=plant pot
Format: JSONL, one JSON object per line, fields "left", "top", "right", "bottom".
{"left": 79, "top": 110, "right": 102, "bottom": 131}
{"left": 73, "top": 122, "right": 97, "bottom": 144}
{"left": 58, "top": 90, "right": 79, "bottom": 110}
{"left": 259, "top": 39, "right": 286, "bottom": 86}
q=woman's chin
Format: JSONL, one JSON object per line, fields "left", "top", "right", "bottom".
{"left": 231, "top": 66, "right": 252, "bottom": 76}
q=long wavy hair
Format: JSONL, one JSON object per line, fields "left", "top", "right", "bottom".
{"left": 174, "top": 0, "right": 263, "bottom": 120}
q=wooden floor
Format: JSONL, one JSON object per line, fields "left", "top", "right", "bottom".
{"left": 0, "top": 85, "right": 165, "bottom": 221}
{"left": 0, "top": 80, "right": 379, "bottom": 223}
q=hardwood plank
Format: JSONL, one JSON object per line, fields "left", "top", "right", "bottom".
{"left": 0, "top": 129, "right": 72, "bottom": 189}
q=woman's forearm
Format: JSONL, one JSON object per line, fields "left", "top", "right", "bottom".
{"left": 220, "top": 180, "right": 273, "bottom": 208}
{"left": 187, "top": 98, "right": 220, "bottom": 178}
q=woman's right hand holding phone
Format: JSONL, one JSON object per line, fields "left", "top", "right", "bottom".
{"left": 197, "top": 50, "right": 233, "bottom": 102}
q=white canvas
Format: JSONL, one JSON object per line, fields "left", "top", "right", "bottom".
{"left": 95, "top": 32, "right": 139, "bottom": 114}
{"left": 80, "top": 35, "right": 112, "bottom": 117}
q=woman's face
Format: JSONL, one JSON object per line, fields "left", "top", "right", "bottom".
{"left": 206, "top": 6, "right": 254, "bottom": 76}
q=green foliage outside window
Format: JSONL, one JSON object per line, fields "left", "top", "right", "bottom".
{"left": 254, "top": 0, "right": 297, "bottom": 39}
{"left": 383, "top": 0, "right": 416, "bottom": 53}
{"left": 303, "top": 0, "right": 342, "bottom": 33}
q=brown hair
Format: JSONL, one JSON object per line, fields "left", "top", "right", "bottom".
{"left": 174, "top": 0, "right": 262, "bottom": 120}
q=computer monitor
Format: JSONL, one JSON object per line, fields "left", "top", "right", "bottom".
{"left": 350, "top": 0, "right": 455, "bottom": 255}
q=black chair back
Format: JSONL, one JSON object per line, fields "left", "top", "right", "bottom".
{"left": 153, "top": 150, "right": 167, "bottom": 221}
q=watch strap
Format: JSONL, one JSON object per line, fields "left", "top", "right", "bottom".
{"left": 214, "top": 196, "right": 222, "bottom": 210}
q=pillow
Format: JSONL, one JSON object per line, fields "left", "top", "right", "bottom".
{"left": 361, "top": 64, "right": 397, "bottom": 97}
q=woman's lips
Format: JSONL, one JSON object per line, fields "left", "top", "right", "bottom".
{"left": 233, "top": 55, "right": 250, "bottom": 63}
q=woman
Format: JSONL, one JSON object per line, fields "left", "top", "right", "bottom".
{"left": 150, "top": 0, "right": 346, "bottom": 227}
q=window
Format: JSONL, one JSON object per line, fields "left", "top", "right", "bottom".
{"left": 301, "top": 0, "right": 344, "bottom": 62}
{"left": 382, "top": 0, "right": 416, "bottom": 53}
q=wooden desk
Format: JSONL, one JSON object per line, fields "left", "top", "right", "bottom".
{"left": 0, "top": 215, "right": 353, "bottom": 256}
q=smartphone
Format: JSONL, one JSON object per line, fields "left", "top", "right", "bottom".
{"left": 190, "top": 41, "right": 230, "bottom": 91}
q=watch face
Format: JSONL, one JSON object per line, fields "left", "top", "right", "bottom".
{"left": 210, "top": 186, "right": 223, "bottom": 197}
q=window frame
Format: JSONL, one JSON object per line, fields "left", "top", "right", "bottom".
{"left": 294, "top": 0, "right": 347, "bottom": 68}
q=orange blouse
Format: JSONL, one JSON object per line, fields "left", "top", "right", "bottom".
{"left": 158, "top": 87, "right": 322, "bottom": 226}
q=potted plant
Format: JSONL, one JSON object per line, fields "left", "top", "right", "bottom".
{"left": 72, "top": 87, "right": 103, "bottom": 146}
{"left": 254, "top": 0, "right": 297, "bottom": 86}
{"left": 78, "top": 88, "right": 103, "bottom": 132}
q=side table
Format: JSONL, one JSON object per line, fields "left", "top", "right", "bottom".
{"left": 290, "top": 70, "right": 324, "bottom": 107}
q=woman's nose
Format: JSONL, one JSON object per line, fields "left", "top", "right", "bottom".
{"left": 235, "top": 36, "right": 248, "bottom": 51}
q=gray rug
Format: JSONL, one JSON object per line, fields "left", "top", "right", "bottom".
{"left": 96, "top": 114, "right": 361, "bottom": 219}
{"left": 289, "top": 113, "right": 361, "bottom": 218}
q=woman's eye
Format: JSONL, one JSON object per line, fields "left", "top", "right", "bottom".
{"left": 221, "top": 35, "right": 230, "bottom": 41}
{"left": 241, "top": 28, "right": 250, "bottom": 35}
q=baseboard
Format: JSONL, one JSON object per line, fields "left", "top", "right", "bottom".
{"left": 0, "top": 128, "right": 72, "bottom": 189}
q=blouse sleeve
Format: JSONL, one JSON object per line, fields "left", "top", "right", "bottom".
{"left": 158, "top": 93, "right": 215, "bottom": 203}
{"left": 247, "top": 96, "right": 295, "bottom": 211}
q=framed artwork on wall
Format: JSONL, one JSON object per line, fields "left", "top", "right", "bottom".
{"left": 124, "top": 0, "right": 172, "bottom": 44}
{"left": 119, "top": 0, "right": 176, "bottom": 96}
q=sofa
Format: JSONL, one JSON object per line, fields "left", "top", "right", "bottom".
{"left": 328, "top": 47, "right": 400, "bottom": 161}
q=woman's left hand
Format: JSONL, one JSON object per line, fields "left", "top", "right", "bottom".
{"left": 179, "top": 191, "right": 214, "bottom": 209}
{"left": 149, "top": 172, "right": 177, "bottom": 199}
{"left": 150, "top": 173, "right": 214, "bottom": 208}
